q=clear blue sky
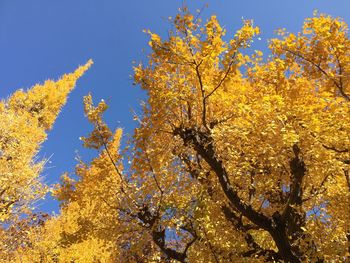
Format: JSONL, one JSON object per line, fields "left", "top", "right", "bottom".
{"left": 0, "top": 0, "right": 349, "bottom": 213}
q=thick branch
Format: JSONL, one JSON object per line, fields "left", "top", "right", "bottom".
{"left": 174, "top": 127, "right": 312, "bottom": 262}
{"left": 222, "top": 205, "right": 281, "bottom": 261}
{"left": 174, "top": 127, "right": 272, "bottom": 231}
{"left": 137, "top": 205, "right": 196, "bottom": 263}
{"left": 193, "top": 61, "right": 209, "bottom": 130}
{"left": 282, "top": 144, "right": 305, "bottom": 221}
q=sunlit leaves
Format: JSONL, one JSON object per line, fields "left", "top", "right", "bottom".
{"left": 3, "top": 9, "right": 350, "bottom": 262}
{"left": 0, "top": 61, "right": 92, "bottom": 260}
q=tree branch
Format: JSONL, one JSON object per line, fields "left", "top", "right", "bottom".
{"left": 174, "top": 127, "right": 272, "bottom": 231}
{"left": 283, "top": 48, "right": 350, "bottom": 101}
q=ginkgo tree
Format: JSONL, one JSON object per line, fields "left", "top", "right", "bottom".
{"left": 129, "top": 9, "right": 350, "bottom": 262}
{"left": 0, "top": 61, "right": 92, "bottom": 260}
{"left": 2, "top": 7, "right": 350, "bottom": 263}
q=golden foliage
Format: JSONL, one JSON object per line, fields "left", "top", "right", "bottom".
{"left": 3, "top": 8, "right": 350, "bottom": 263}
{"left": 0, "top": 61, "right": 92, "bottom": 259}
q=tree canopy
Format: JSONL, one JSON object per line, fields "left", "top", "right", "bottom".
{"left": 1, "top": 8, "right": 350, "bottom": 262}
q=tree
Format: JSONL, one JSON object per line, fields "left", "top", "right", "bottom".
{"left": 0, "top": 61, "right": 92, "bottom": 260}
{"left": 130, "top": 9, "right": 350, "bottom": 261}
{"left": 3, "top": 8, "right": 350, "bottom": 262}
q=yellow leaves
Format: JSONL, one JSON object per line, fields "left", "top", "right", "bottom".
{"left": 233, "top": 19, "right": 260, "bottom": 48}
{"left": 269, "top": 13, "right": 350, "bottom": 101}
{"left": 254, "top": 50, "right": 263, "bottom": 57}
{"left": 57, "top": 237, "right": 115, "bottom": 263}
{"left": 148, "top": 33, "right": 162, "bottom": 48}
{"left": 81, "top": 94, "right": 113, "bottom": 149}
{"left": 0, "top": 61, "right": 93, "bottom": 261}
{"left": 281, "top": 125, "right": 299, "bottom": 146}
{"left": 52, "top": 173, "right": 76, "bottom": 203}
{"left": 8, "top": 212, "right": 116, "bottom": 263}
{"left": 174, "top": 11, "right": 195, "bottom": 32}
{"left": 39, "top": 106, "right": 126, "bottom": 261}
{"left": 133, "top": 63, "right": 144, "bottom": 84}
{"left": 303, "top": 14, "right": 347, "bottom": 41}
{"left": 0, "top": 61, "right": 92, "bottom": 227}
{"left": 83, "top": 93, "right": 108, "bottom": 123}
{"left": 302, "top": 27, "right": 313, "bottom": 35}
{"left": 3, "top": 9, "right": 350, "bottom": 262}
{"left": 109, "top": 128, "right": 123, "bottom": 153}
{"left": 205, "top": 15, "right": 225, "bottom": 39}
{"left": 133, "top": 18, "right": 349, "bottom": 261}
{"left": 9, "top": 60, "right": 92, "bottom": 130}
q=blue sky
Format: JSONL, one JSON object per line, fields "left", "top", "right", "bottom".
{"left": 0, "top": 0, "right": 349, "bottom": 213}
